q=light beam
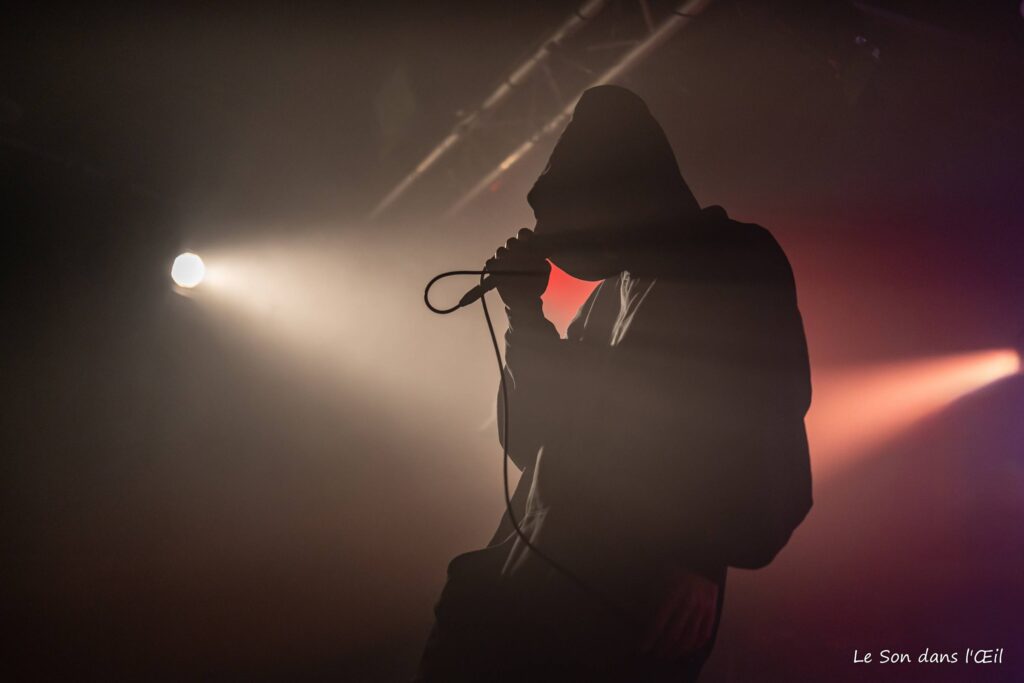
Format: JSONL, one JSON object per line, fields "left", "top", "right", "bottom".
{"left": 807, "top": 348, "right": 1020, "bottom": 478}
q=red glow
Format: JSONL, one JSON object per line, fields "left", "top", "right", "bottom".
{"left": 541, "top": 261, "right": 602, "bottom": 336}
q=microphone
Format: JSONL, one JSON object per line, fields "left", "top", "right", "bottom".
{"left": 457, "top": 269, "right": 549, "bottom": 308}
{"left": 456, "top": 231, "right": 599, "bottom": 309}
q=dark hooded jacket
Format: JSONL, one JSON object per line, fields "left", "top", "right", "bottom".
{"left": 418, "top": 86, "right": 812, "bottom": 682}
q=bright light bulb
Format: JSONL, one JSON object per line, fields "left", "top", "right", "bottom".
{"left": 171, "top": 252, "right": 205, "bottom": 288}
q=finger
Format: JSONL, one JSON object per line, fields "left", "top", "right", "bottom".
{"left": 694, "top": 605, "right": 714, "bottom": 651}
{"left": 641, "top": 596, "right": 678, "bottom": 653}
{"left": 678, "top": 594, "right": 716, "bottom": 658}
{"left": 684, "top": 600, "right": 713, "bottom": 656}
{"left": 649, "top": 596, "right": 687, "bottom": 658}
{"left": 504, "top": 236, "right": 521, "bottom": 251}
{"left": 646, "top": 581, "right": 695, "bottom": 653}
{"left": 674, "top": 601, "right": 705, "bottom": 659}
{"left": 702, "top": 589, "right": 719, "bottom": 646}
{"left": 517, "top": 227, "right": 533, "bottom": 243}
{"left": 657, "top": 598, "right": 698, "bottom": 660}
{"left": 494, "top": 246, "right": 509, "bottom": 259}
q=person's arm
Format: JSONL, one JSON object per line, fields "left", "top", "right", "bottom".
{"left": 496, "top": 302, "right": 563, "bottom": 470}
{"left": 497, "top": 269, "right": 603, "bottom": 470}
{"left": 486, "top": 228, "right": 562, "bottom": 472}
{"left": 672, "top": 225, "right": 813, "bottom": 571}
{"left": 486, "top": 305, "right": 565, "bottom": 545}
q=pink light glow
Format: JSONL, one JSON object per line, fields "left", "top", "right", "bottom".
{"left": 807, "top": 348, "right": 1020, "bottom": 479}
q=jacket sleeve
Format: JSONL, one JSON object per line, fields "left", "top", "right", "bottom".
{"left": 665, "top": 226, "right": 813, "bottom": 571}
{"left": 496, "top": 287, "right": 599, "bottom": 472}
{"left": 495, "top": 304, "right": 564, "bottom": 472}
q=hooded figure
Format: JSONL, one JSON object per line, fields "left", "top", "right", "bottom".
{"left": 417, "top": 86, "right": 812, "bottom": 682}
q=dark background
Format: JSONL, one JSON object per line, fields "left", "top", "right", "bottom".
{"left": 2, "top": 1, "right": 1023, "bottom": 680}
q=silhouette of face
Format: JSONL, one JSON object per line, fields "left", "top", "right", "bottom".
{"left": 528, "top": 85, "right": 700, "bottom": 280}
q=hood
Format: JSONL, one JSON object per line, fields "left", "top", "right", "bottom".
{"left": 528, "top": 85, "right": 701, "bottom": 238}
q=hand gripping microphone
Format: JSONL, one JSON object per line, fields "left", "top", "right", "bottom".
{"left": 456, "top": 267, "right": 549, "bottom": 308}
{"left": 452, "top": 229, "right": 610, "bottom": 309}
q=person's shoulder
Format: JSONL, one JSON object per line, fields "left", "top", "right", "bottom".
{"left": 696, "top": 206, "right": 794, "bottom": 284}
{"left": 699, "top": 206, "right": 783, "bottom": 255}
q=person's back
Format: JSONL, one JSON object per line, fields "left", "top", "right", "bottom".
{"left": 417, "top": 86, "right": 812, "bottom": 682}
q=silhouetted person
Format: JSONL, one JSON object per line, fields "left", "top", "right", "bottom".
{"left": 417, "top": 85, "right": 812, "bottom": 682}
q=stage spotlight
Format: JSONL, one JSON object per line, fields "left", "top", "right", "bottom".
{"left": 808, "top": 348, "right": 1020, "bottom": 478}
{"left": 171, "top": 252, "right": 205, "bottom": 288}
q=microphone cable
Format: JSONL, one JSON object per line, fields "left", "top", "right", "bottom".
{"left": 424, "top": 269, "right": 639, "bottom": 628}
